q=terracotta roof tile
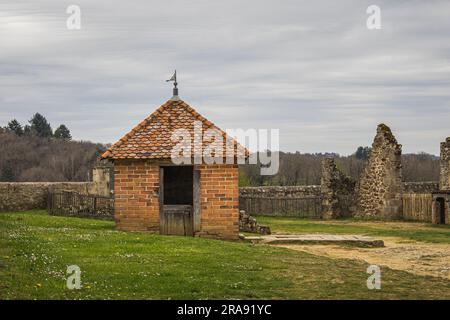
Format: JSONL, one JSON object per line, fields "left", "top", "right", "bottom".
{"left": 101, "top": 99, "right": 249, "bottom": 161}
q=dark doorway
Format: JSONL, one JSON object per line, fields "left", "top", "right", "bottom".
{"left": 163, "top": 166, "right": 193, "bottom": 205}
{"left": 437, "top": 197, "right": 446, "bottom": 224}
{"left": 160, "top": 166, "right": 194, "bottom": 236}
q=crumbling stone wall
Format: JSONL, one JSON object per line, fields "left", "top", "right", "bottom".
{"left": 440, "top": 137, "right": 450, "bottom": 191}
{"left": 239, "top": 210, "right": 271, "bottom": 235}
{"left": 91, "top": 166, "right": 113, "bottom": 196}
{"left": 356, "top": 124, "right": 403, "bottom": 219}
{"left": 239, "top": 185, "right": 322, "bottom": 217}
{"left": 320, "top": 158, "right": 356, "bottom": 219}
{"left": 0, "top": 166, "right": 113, "bottom": 212}
{"left": 0, "top": 182, "right": 95, "bottom": 212}
{"left": 403, "top": 182, "right": 439, "bottom": 193}
{"left": 239, "top": 185, "right": 321, "bottom": 198}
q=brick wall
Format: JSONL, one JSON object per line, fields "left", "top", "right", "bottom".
{"left": 0, "top": 162, "right": 238, "bottom": 236}
{"left": 113, "top": 161, "right": 239, "bottom": 239}
{"left": 197, "top": 164, "right": 239, "bottom": 240}
{"left": 113, "top": 160, "right": 160, "bottom": 232}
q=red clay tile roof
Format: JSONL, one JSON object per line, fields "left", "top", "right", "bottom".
{"left": 101, "top": 99, "right": 248, "bottom": 161}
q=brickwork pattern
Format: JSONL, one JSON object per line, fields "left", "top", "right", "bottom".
{"left": 113, "top": 160, "right": 160, "bottom": 231}
{"left": 196, "top": 164, "right": 239, "bottom": 239}
{"left": 113, "top": 161, "right": 239, "bottom": 239}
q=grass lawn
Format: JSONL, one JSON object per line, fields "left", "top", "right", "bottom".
{"left": 1, "top": 210, "right": 449, "bottom": 299}
{"left": 255, "top": 215, "right": 450, "bottom": 244}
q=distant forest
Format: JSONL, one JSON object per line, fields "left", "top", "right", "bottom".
{"left": 0, "top": 115, "right": 440, "bottom": 184}
{"left": 239, "top": 149, "right": 440, "bottom": 186}
{"left": 0, "top": 114, "right": 108, "bottom": 182}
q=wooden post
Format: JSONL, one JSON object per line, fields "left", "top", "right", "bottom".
{"left": 193, "top": 169, "right": 201, "bottom": 233}
{"left": 159, "top": 167, "right": 165, "bottom": 234}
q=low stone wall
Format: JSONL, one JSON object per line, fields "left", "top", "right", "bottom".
{"left": 239, "top": 185, "right": 321, "bottom": 198}
{"left": 0, "top": 182, "right": 97, "bottom": 212}
{"left": 1, "top": 178, "right": 441, "bottom": 223}
{"left": 403, "top": 182, "right": 439, "bottom": 194}
{"left": 239, "top": 186, "right": 322, "bottom": 217}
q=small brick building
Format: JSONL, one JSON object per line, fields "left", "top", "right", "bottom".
{"left": 101, "top": 95, "right": 247, "bottom": 239}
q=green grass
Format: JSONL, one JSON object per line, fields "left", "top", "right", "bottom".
{"left": 1, "top": 211, "right": 449, "bottom": 299}
{"left": 255, "top": 215, "right": 450, "bottom": 244}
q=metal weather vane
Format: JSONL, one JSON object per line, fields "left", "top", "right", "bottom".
{"left": 166, "top": 70, "right": 179, "bottom": 98}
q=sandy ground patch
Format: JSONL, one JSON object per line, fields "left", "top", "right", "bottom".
{"left": 278, "top": 237, "right": 450, "bottom": 279}
{"left": 308, "top": 220, "right": 445, "bottom": 232}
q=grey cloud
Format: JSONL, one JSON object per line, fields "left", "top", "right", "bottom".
{"left": 0, "top": 0, "right": 449, "bottom": 155}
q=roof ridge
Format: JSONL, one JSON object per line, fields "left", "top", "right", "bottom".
{"left": 101, "top": 99, "right": 249, "bottom": 160}
{"left": 177, "top": 101, "right": 241, "bottom": 148}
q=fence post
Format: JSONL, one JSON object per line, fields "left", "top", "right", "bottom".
{"left": 47, "top": 191, "right": 52, "bottom": 214}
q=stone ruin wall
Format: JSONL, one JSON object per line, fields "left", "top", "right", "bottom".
{"left": 403, "top": 182, "right": 439, "bottom": 194}
{"left": 0, "top": 182, "right": 95, "bottom": 212}
{"left": 240, "top": 125, "right": 443, "bottom": 221}
{"left": 320, "top": 158, "right": 356, "bottom": 219}
{"left": 239, "top": 185, "right": 321, "bottom": 198}
{"left": 0, "top": 166, "right": 112, "bottom": 212}
{"left": 90, "top": 166, "right": 114, "bottom": 197}
{"left": 1, "top": 135, "right": 445, "bottom": 223}
{"left": 356, "top": 124, "right": 404, "bottom": 219}
{"left": 440, "top": 137, "right": 450, "bottom": 191}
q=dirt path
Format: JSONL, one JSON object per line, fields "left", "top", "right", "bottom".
{"left": 278, "top": 237, "right": 450, "bottom": 279}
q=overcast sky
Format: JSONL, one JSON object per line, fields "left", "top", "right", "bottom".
{"left": 1, "top": 0, "right": 449, "bottom": 155}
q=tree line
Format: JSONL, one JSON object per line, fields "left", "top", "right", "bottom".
{"left": 0, "top": 114, "right": 440, "bottom": 184}
{"left": 0, "top": 114, "right": 108, "bottom": 182}
{"left": 5, "top": 113, "right": 72, "bottom": 140}
{"left": 239, "top": 149, "right": 440, "bottom": 187}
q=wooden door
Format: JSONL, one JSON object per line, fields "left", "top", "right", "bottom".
{"left": 161, "top": 205, "right": 193, "bottom": 236}
{"left": 159, "top": 166, "right": 195, "bottom": 236}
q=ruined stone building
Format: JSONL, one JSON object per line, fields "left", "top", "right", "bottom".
{"left": 431, "top": 138, "right": 450, "bottom": 224}
{"left": 356, "top": 124, "right": 403, "bottom": 219}
{"left": 320, "top": 158, "right": 355, "bottom": 219}
{"left": 439, "top": 138, "right": 450, "bottom": 191}
{"left": 318, "top": 123, "right": 448, "bottom": 224}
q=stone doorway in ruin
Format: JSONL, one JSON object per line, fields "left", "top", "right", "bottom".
{"left": 432, "top": 193, "right": 449, "bottom": 225}
{"left": 436, "top": 198, "right": 446, "bottom": 224}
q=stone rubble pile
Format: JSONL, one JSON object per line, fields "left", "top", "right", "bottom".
{"left": 239, "top": 210, "right": 271, "bottom": 235}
